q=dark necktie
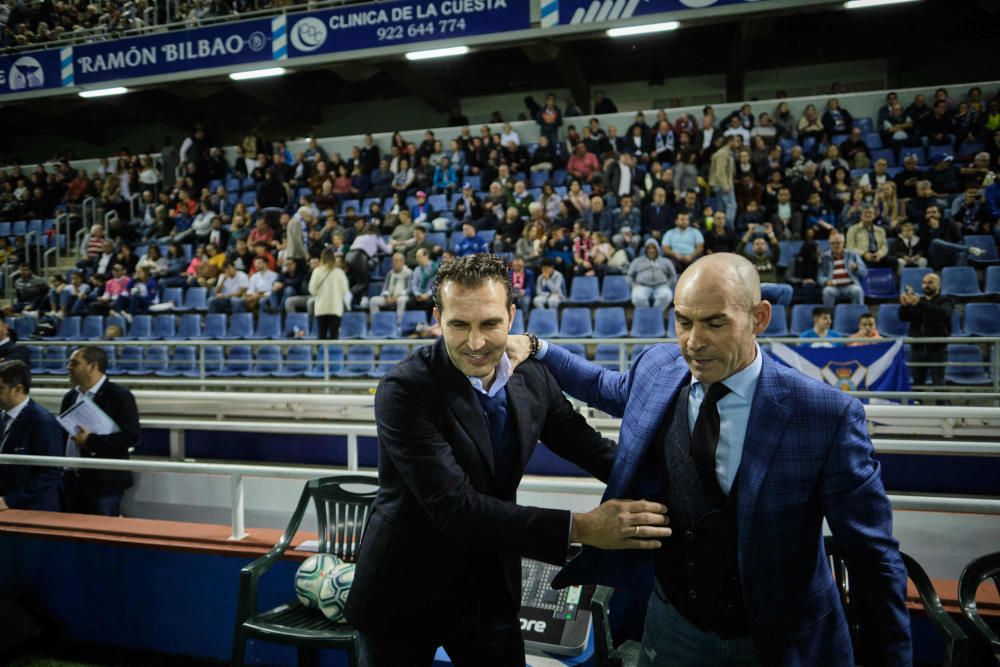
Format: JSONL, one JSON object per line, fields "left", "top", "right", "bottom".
{"left": 476, "top": 388, "right": 511, "bottom": 474}
{"left": 868, "top": 229, "right": 878, "bottom": 253}
{"left": 0, "top": 413, "right": 11, "bottom": 453}
{"left": 691, "top": 382, "right": 732, "bottom": 499}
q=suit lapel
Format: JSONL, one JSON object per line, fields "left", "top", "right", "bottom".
{"left": 431, "top": 341, "right": 494, "bottom": 476}
{"left": 734, "top": 355, "right": 791, "bottom": 529}
{"left": 503, "top": 372, "right": 533, "bottom": 467}
{"left": 1, "top": 400, "right": 29, "bottom": 453}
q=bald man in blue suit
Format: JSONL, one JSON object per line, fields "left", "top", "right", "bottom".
{"left": 508, "top": 253, "right": 911, "bottom": 666}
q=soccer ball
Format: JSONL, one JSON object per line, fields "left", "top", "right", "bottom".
{"left": 317, "top": 561, "right": 355, "bottom": 623}
{"left": 294, "top": 553, "right": 340, "bottom": 608}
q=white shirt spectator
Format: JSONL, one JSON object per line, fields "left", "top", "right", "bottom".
{"left": 723, "top": 125, "right": 751, "bottom": 145}
{"left": 218, "top": 270, "right": 249, "bottom": 297}
{"left": 247, "top": 269, "right": 278, "bottom": 296}
{"left": 500, "top": 129, "right": 521, "bottom": 146}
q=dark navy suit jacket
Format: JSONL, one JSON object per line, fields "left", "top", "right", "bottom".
{"left": 0, "top": 399, "right": 65, "bottom": 511}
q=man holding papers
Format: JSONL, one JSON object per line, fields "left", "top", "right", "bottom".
{"left": 61, "top": 347, "right": 139, "bottom": 516}
{"left": 0, "top": 360, "right": 64, "bottom": 512}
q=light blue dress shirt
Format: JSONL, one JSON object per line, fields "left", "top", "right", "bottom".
{"left": 467, "top": 353, "right": 512, "bottom": 397}
{"left": 688, "top": 344, "right": 763, "bottom": 495}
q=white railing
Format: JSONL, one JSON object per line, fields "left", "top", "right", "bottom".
{"left": 2, "top": 451, "right": 998, "bottom": 541}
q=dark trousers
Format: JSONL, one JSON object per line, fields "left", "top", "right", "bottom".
{"left": 911, "top": 344, "right": 946, "bottom": 386}
{"left": 316, "top": 314, "right": 341, "bottom": 340}
{"left": 345, "top": 249, "right": 370, "bottom": 306}
{"left": 62, "top": 472, "right": 123, "bottom": 516}
{"left": 358, "top": 576, "right": 524, "bottom": 667}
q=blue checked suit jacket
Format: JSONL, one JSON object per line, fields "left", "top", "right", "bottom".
{"left": 544, "top": 342, "right": 912, "bottom": 667}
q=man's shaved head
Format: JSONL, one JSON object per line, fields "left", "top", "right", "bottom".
{"left": 673, "top": 253, "right": 770, "bottom": 386}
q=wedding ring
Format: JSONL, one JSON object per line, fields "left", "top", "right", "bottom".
{"left": 634, "top": 525, "right": 640, "bottom": 537}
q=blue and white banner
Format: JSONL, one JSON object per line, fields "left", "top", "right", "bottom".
{"left": 0, "top": 49, "right": 63, "bottom": 95}
{"left": 769, "top": 339, "right": 912, "bottom": 394}
{"left": 556, "top": 0, "right": 768, "bottom": 26}
{"left": 72, "top": 17, "right": 273, "bottom": 85}
{"left": 285, "top": 0, "right": 530, "bottom": 58}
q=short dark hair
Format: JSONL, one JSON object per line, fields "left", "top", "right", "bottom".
{"left": 75, "top": 346, "right": 108, "bottom": 373}
{"left": 0, "top": 360, "right": 31, "bottom": 394}
{"left": 433, "top": 253, "right": 513, "bottom": 312}
{"left": 858, "top": 313, "right": 875, "bottom": 322}
{"left": 812, "top": 307, "right": 832, "bottom": 319}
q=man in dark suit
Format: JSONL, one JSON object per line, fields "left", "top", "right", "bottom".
{"left": 0, "top": 361, "right": 64, "bottom": 512}
{"left": 61, "top": 347, "right": 139, "bottom": 516}
{"left": 508, "top": 252, "right": 911, "bottom": 666}
{"left": 0, "top": 315, "right": 30, "bottom": 366}
{"left": 347, "top": 254, "right": 669, "bottom": 666}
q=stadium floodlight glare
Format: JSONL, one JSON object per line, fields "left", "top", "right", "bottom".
{"left": 844, "top": 0, "right": 920, "bottom": 8}
{"left": 404, "top": 46, "right": 469, "bottom": 61}
{"left": 78, "top": 87, "right": 128, "bottom": 98}
{"left": 229, "top": 67, "right": 287, "bottom": 81}
{"left": 606, "top": 21, "right": 680, "bottom": 37}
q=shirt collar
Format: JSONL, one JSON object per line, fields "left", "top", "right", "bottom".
{"left": 468, "top": 353, "right": 512, "bottom": 398}
{"left": 77, "top": 374, "right": 107, "bottom": 398}
{"left": 4, "top": 395, "right": 30, "bottom": 422}
{"left": 690, "top": 342, "right": 763, "bottom": 402}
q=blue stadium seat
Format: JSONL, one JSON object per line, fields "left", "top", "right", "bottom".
{"left": 27, "top": 219, "right": 43, "bottom": 235}
{"left": 12, "top": 316, "right": 36, "bottom": 340}
{"left": 944, "top": 345, "right": 989, "bottom": 385}
{"left": 552, "top": 169, "right": 568, "bottom": 186}
{"left": 243, "top": 345, "right": 282, "bottom": 377}
{"left": 400, "top": 310, "right": 428, "bottom": 336}
{"left": 870, "top": 148, "right": 896, "bottom": 167}
{"left": 221, "top": 313, "right": 254, "bottom": 340}
{"left": 985, "top": 266, "right": 1000, "bottom": 297}
{"left": 214, "top": 345, "right": 252, "bottom": 377}
{"left": 28, "top": 346, "right": 43, "bottom": 373}
{"left": 225, "top": 177, "right": 241, "bottom": 193}
{"left": 0, "top": 222, "right": 11, "bottom": 236}
{"left": 927, "top": 145, "right": 952, "bottom": 164}
{"left": 594, "top": 343, "right": 627, "bottom": 370}
{"left": 600, "top": 275, "right": 631, "bottom": 305}
{"left": 899, "top": 146, "right": 926, "bottom": 165}
{"left": 155, "top": 346, "right": 196, "bottom": 377}
{"left": 777, "top": 240, "right": 803, "bottom": 269}
{"left": 81, "top": 315, "right": 104, "bottom": 340}
{"left": 11, "top": 220, "right": 26, "bottom": 236}
{"left": 361, "top": 197, "right": 380, "bottom": 213}
{"left": 304, "top": 345, "right": 345, "bottom": 378}
{"left": 530, "top": 171, "right": 549, "bottom": 188}
{"left": 177, "top": 287, "right": 209, "bottom": 312}
{"left": 428, "top": 194, "right": 447, "bottom": 212}
{"left": 790, "top": 304, "right": 822, "bottom": 336}
{"left": 195, "top": 345, "right": 226, "bottom": 377}
{"left": 594, "top": 307, "right": 627, "bottom": 338}
{"left": 834, "top": 304, "right": 871, "bottom": 335}
{"left": 339, "top": 312, "right": 367, "bottom": 340}
{"left": 831, "top": 133, "right": 849, "bottom": 148}
{"left": 340, "top": 199, "right": 361, "bottom": 216}
{"left": 127, "top": 315, "right": 154, "bottom": 341}
{"left": 465, "top": 175, "right": 481, "bottom": 190}
{"left": 41, "top": 345, "right": 68, "bottom": 375}
{"left": 425, "top": 232, "right": 447, "bottom": 249}
{"left": 963, "top": 235, "right": 1000, "bottom": 267}
{"left": 527, "top": 310, "right": 559, "bottom": 338}
{"left": 208, "top": 179, "right": 223, "bottom": 192}
{"left": 161, "top": 287, "right": 183, "bottom": 308}
{"left": 778, "top": 138, "right": 797, "bottom": 154}
{"left": 202, "top": 313, "right": 228, "bottom": 339}
{"left": 510, "top": 310, "right": 525, "bottom": 335}
{"left": 109, "top": 346, "right": 142, "bottom": 375}
{"left": 940, "top": 267, "right": 982, "bottom": 298}
{"left": 567, "top": 276, "right": 600, "bottom": 304}
{"left": 130, "top": 345, "right": 168, "bottom": 375}
{"left": 367, "top": 281, "right": 384, "bottom": 299}
{"left": 876, "top": 304, "right": 910, "bottom": 337}
{"left": 335, "top": 346, "right": 375, "bottom": 378}
{"left": 899, "top": 267, "right": 931, "bottom": 295}
{"left": 283, "top": 313, "right": 311, "bottom": 338}
{"left": 630, "top": 307, "right": 665, "bottom": 338}
{"left": 963, "top": 303, "right": 1000, "bottom": 336}
{"left": 862, "top": 133, "right": 882, "bottom": 150}
{"left": 152, "top": 315, "right": 177, "bottom": 340}
{"left": 250, "top": 312, "right": 282, "bottom": 340}
{"left": 177, "top": 314, "right": 202, "bottom": 339}
{"left": 240, "top": 191, "right": 256, "bottom": 206}
{"left": 368, "top": 312, "right": 398, "bottom": 339}
{"left": 52, "top": 316, "right": 82, "bottom": 341}
{"left": 864, "top": 268, "right": 897, "bottom": 300}
{"left": 558, "top": 308, "right": 593, "bottom": 338}
{"left": 951, "top": 309, "right": 965, "bottom": 336}
{"left": 273, "top": 346, "right": 312, "bottom": 378}
{"left": 369, "top": 345, "right": 408, "bottom": 378}
{"left": 762, "top": 305, "right": 788, "bottom": 336}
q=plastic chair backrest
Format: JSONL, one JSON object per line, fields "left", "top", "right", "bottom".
{"left": 153, "top": 314, "right": 176, "bottom": 339}
{"left": 763, "top": 305, "right": 788, "bottom": 336}
{"left": 204, "top": 313, "right": 227, "bottom": 338}
{"left": 57, "top": 317, "right": 81, "bottom": 340}
{"left": 177, "top": 314, "right": 201, "bottom": 339}
{"left": 559, "top": 308, "right": 593, "bottom": 337}
{"left": 527, "top": 309, "right": 558, "bottom": 337}
{"left": 790, "top": 304, "right": 823, "bottom": 336}
{"left": 339, "top": 312, "right": 367, "bottom": 339}
{"left": 964, "top": 304, "right": 1000, "bottom": 336}
{"left": 130, "top": 315, "right": 153, "bottom": 339}
{"left": 81, "top": 315, "right": 104, "bottom": 339}
{"left": 630, "top": 307, "right": 665, "bottom": 338}
{"left": 368, "top": 312, "right": 398, "bottom": 338}
{"left": 594, "top": 307, "right": 628, "bottom": 338}
{"left": 957, "top": 551, "right": 1000, "bottom": 662}
{"left": 161, "top": 287, "right": 183, "bottom": 305}
{"left": 254, "top": 312, "right": 281, "bottom": 339}
{"left": 229, "top": 312, "right": 254, "bottom": 338}
{"left": 941, "top": 267, "right": 981, "bottom": 296}
{"left": 876, "top": 305, "right": 910, "bottom": 337}
{"left": 184, "top": 287, "right": 208, "bottom": 310}
{"left": 833, "top": 304, "right": 871, "bottom": 335}
{"left": 569, "top": 276, "right": 599, "bottom": 302}
{"left": 601, "top": 275, "right": 630, "bottom": 303}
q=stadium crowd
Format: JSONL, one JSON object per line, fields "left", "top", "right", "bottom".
{"left": 1, "top": 85, "right": 999, "bottom": 350}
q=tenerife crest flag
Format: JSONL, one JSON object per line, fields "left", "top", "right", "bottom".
{"left": 769, "top": 339, "right": 911, "bottom": 394}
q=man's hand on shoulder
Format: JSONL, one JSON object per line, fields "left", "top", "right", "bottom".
{"left": 506, "top": 334, "right": 532, "bottom": 370}
{"left": 571, "top": 499, "right": 671, "bottom": 550}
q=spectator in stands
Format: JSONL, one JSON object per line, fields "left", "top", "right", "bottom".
{"left": 803, "top": 191, "right": 837, "bottom": 239}
{"left": 389, "top": 210, "right": 416, "bottom": 255}
{"left": 927, "top": 154, "right": 962, "bottom": 195}
{"left": 653, "top": 120, "right": 677, "bottom": 164}
{"left": 269, "top": 258, "right": 306, "bottom": 314}
{"left": 840, "top": 127, "right": 871, "bottom": 169}
{"left": 846, "top": 207, "right": 893, "bottom": 271}
{"left": 242, "top": 257, "right": 277, "bottom": 314}
{"left": 455, "top": 222, "right": 489, "bottom": 257}
{"left": 566, "top": 178, "right": 591, "bottom": 214}
{"left": 507, "top": 181, "right": 534, "bottom": 219}
{"left": 705, "top": 211, "right": 740, "bottom": 254}
{"left": 11, "top": 263, "right": 49, "bottom": 314}
{"left": 346, "top": 224, "right": 392, "bottom": 308}
{"left": 800, "top": 306, "right": 843, "bottom": 341}
{"left": 80, "top": 224, "right": 106, "bottom": 262}
{"left": 882, "top": 103, "right": 915, "bottom": 161}
{"left": 797, "top": 104, "right": 825, "bottom": 145}
{"left": 847, "top": 313, "right": 882, "bottom": 346}
{"left": 0, "top": 360, "right": 64, "bottom": 513}
{"left": 584, "top": 195, "right": 614, "bottom": 237}
{"left": 899, "top": 272, "right": 953, "bottom": 386}
{"left": 370, "top": 252, "right": 412, "bottom": 324}
{"left": 661, "top": 211, "right": 704, "bottom": 273}
{"left": 768, "top": 186, "right": 801, "bottom": 239}
{"left": 858, "top": 158, "right": 891, "bottom": 192}
{"left": 567, "top": 143, "right": 600, "bottom": 184}
{"left": 509, "top": 257, "right": 534, "bottom": 313}
{"left": 642, "top": 186, "right": 673, "bottom": 242}
{"left": 58, "top": 273, "right": 91, "bottom": 317}
{"left": 410, "top": 191, "right": 436, "bottom": 227}
{"left": 207, "top": 262, "right": 248, "bottom": 313}
{"left": 606, "top": 152, "right": 639, "bottom": 203}
{"left": 892, "top": 221, "right": 927, "bottom": 272}
{"left": 410, "top": 248, "right": 438, "bottom": 318}
{"left": 628, "top": 239, "right": 676, "bottom": 312}
{"left": 920, "top": 204, "right": 982, "bottom": 270}
{"left": 952, "top": 186, "right": 992, "bottom": 235}
{"left": 906, "top": 94, "right": 932, "bottom": 132}
{"left": 370, "top": 159, "right": 394, "bottom": 200}
{"left": 821, "top": 98, "right": 853, "bottom": 138}
{"left": 533, "top": 257, "right": 566, "bottom": 309}
{"left": 819, "top": 232, "right": 866, "bottom": 309}
{"left": 432, "top": 157, "right": 458, "bottom": 195}
{"left": 62, "top": 347, "right": 139, "bottom": 516}
{"left": 247, "top": 217, "right": 274, "bottom": 248}
{"left": 536, "top": 94, "right": 563, "bottom": 143}
{"left": 710, "top": 136, "right": 737, "bottom": 226}
{"left": 309, "top": 249, "right": 350, "bottom": 340}
{"left": 0, "top": 314, "right": 28, "bottom": 366}
{"left": 922, "top": 100, "right": 954, "bottom": 147}
{"left": 612, "top": 194, "right": 641, "bottom": 233}
{"left": 494, "top": 206, "right": 525, "bottom": 254}
{"left": 738, "top": 222, "right": 781, "bottom": 282}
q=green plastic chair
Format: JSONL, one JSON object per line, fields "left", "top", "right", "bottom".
{"left": 958, "top": 551, "right": 1000, "bottom": 665}
{"left": 231, "top": 475, "right": 378, "bottom": 667}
